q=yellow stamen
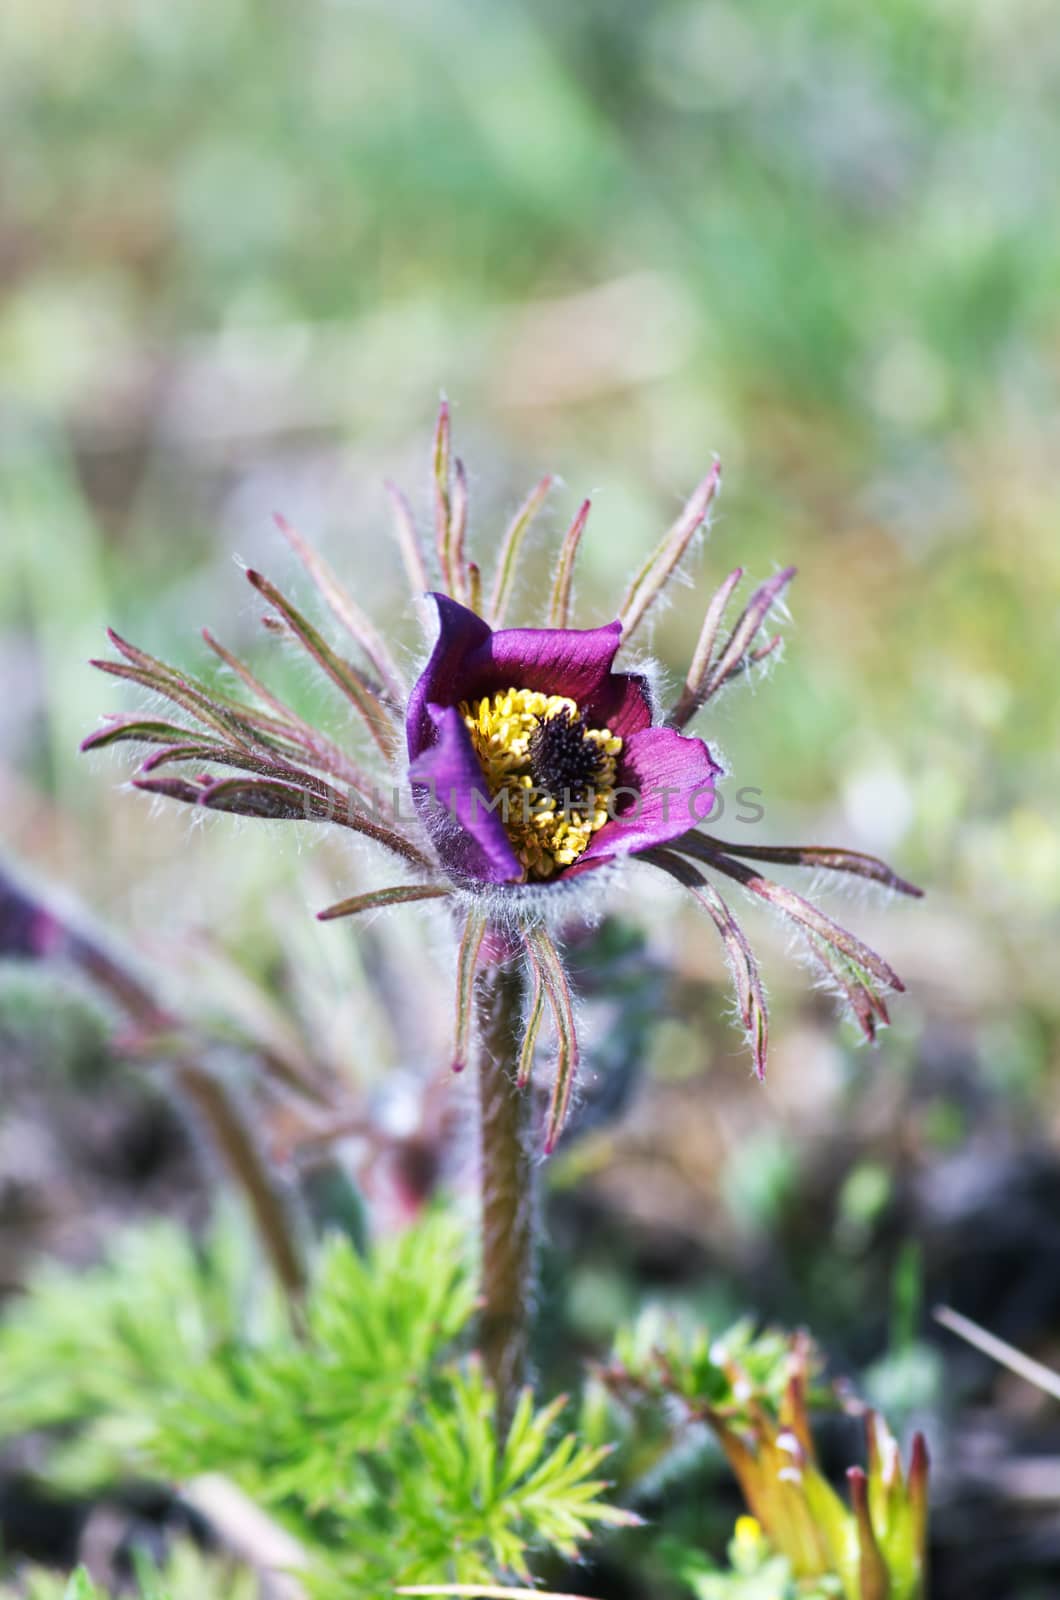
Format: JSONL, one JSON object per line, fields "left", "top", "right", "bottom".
{"left": 459, "top": 688, "right": 622, "bottom": 882}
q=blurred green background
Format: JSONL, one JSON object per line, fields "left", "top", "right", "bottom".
{"left": 1, "top": 0, "right": 1059, "bottom": 1591}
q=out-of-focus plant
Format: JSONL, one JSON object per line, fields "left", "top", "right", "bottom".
{"left": 1, "top": 1549, "right": 256, "bottom": 1600}
{"left": 672, "top": 1515, "right": 837, "bottom": 1600}
{"left": 0, "top": 1208, "right": 286, "bottom": 1492}
{"left": 0, "top": 1210, "right": 633, "bottom": 1596}
{"left": 601, "top": 1314, "right": 929, "bottom": 1600}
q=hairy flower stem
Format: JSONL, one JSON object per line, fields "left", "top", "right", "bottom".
{"left": 476, "top": 955, "right": 535, "bottom": 1437}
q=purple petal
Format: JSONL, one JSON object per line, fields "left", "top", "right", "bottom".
{"left": 587, "top": 670, "right": 653, "bottom": 737}
{"left": 406, "top": 594, "right": 492, "bottom": 760}
{"left": 408, "top": 704, "right": 523, "bottom": 884}
{"left": 463, "top": 617, "right": 624, "bottom": 702}
{"left": 579, "top": 726, "right": 723, "bottom": 866}
{"left": 407, "top": 594, "right": 646, "bottom": 755}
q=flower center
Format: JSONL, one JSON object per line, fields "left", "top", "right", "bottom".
{"left": 459, "top": 688, "right": 622, "bottom": 881}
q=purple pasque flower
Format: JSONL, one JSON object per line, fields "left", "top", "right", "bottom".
{"left": 84, "top": 401, "right": 921, "bottom": 1152}
{"left": 405, "top": 594, "right": 722, "bottom": 887}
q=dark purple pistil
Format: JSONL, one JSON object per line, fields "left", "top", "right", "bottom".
{"left": 528, "top": 709, "right": 605, "bottom": 804}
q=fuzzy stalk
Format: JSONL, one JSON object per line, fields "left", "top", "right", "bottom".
{"left": 475, "top": 952, "right": 535, "bottom": 1437}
